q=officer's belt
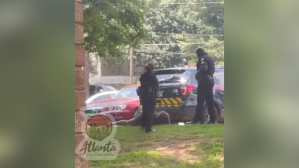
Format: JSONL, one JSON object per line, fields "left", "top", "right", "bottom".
{"left": 138, "top": 87, "right": 154, "bottom": 92}
{"left": 138, "top": 87, "right": 156, "bottom": 96}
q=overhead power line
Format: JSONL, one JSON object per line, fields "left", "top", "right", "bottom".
{"left": 140, "top": 41, "right": 224, "bottom": 46}
{"left": 141, "top": 43, "right": 199, "bottom": 46}
{"left": 150, "top": 32, "right": 224, "bottom": 36}
{"left": 134, "top": 49, "right": 196, "bottom": 56}
{"left": 160, "top": 2, "right": 223, "bottom": 5}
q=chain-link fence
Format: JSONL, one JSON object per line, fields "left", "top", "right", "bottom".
{"left": 89, "top": 75, "right": 139, "bottom": 85}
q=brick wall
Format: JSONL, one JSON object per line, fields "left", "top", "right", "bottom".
{"left": 75, "top": 0, "right": 88, "bottom": 168}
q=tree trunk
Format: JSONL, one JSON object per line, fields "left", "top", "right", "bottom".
{"left": 84, "top": 51, "right": 90, "bottom": 98}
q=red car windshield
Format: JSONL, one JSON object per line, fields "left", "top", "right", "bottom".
{"left": 112, "top": 87, "right": 138, "bottom": 99}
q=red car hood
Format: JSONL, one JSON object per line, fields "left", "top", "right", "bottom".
{"left": 87, "top": 97, "right": 139, "bottom": 108}
{"left": 213, "top": 85, "right": 224, "bottom": 90}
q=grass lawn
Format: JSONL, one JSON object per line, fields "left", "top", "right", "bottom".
{"left": 89, "top": 124, "right": 224, "bottom": 168}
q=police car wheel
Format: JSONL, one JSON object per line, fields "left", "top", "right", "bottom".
{"left": 133, "top": 109, "right": 140, "bottom": 119}
{"left": 202, "top": 105, "right": 220, "bottom": 123}
{"left": 219, "top": 109, "right": 224, "bottom": 124}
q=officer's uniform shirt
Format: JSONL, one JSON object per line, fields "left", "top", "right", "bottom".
{"left": 139, "top": 71, "right": 159, "bottom": 90}
{"left": 139, "top": 70, "right": 159, "bottom": 111}
{"left": 196, "top": 54, "right": 215, "bottom": 87}
{"left": 196, "top": 54, "right": 215, "bottom": 76}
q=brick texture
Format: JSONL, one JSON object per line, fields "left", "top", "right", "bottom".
{"left": 75, "top": 24, "right": 84, "bottom": 44}
{"left": 75, "top": 46, "right": 85, "bottom": 66}
{"left": 75, "top": 4, "right": 83, "bottom": 23}
{"left": 75, "top": 134, "right": 88, "bottom": 155}
{"left": 75, "top": 70, "right": 85, "bottom": 90}
{"left": 75, "top": 113, "right": 85, "bottom": 133}
{"left": 75, "top": 0, "right": 87, "bottom": 166}
{"left": 75, "top": 156, "right": 89, "bottom": 168}
{"left": 75, "top": 91, "right": 86, "bottom": 111}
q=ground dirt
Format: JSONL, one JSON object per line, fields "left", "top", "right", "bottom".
{"left": 148, "top": 138, "right": 223, "bottom": 164}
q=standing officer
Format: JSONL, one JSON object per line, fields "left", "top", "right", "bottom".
{"left": 188, "top": 47, "right": 218, "bottom": 124}
{"left": 138, "top": 62, "right": 159, "bottom": 133}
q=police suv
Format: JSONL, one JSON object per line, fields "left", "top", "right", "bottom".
{"left": 152, "top": 67, "right": 224, "bottom": 122}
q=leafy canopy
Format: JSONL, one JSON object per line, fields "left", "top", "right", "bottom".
{"left": 82, "top": 0, "right": 148, "bottom": 58}
{"left": 135, "top": 0, "right": 224, "bottom": 68}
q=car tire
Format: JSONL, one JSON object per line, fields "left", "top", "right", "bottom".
{"left": 132, "top": 108, "right": 140, "bottom": 119}
{"left": 219, "top": 109, "right": 224, "bottom": 124}
{"left": 201, "top": 104, "right": 220, "bottom": 124}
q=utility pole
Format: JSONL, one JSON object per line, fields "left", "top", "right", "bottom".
{"left": 129, "top": 47, "right": 133, "bottom": 84}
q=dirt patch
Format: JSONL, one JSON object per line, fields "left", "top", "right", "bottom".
{"left": 147, "top": 139, "right": 202, "bottom": 163}
{"left": 218, "top": 155, "right": 224, "bottom": 162}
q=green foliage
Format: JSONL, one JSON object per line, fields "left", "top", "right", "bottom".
{"left": 82, "top": 0, "right": 148, "bottom": 58}
{"left": 197, "top": 0, "right": 224, "bottom": 36}
{"left": 179, "top": 36, "right": 224, "bottom": 63}
{"left": 88, "top": 55, "right": 98, "bottom": 75}
{"left": 83, "top": 0, "right": 224, "bottom": 71}
{"left": 100, "top": 47, "right": 130, "bottom": 75}
{"left": 135, "top": 0, "right": 224, "bottom": 68}
{"left": 218, "top": 61, "right": 224, "bottom": 65}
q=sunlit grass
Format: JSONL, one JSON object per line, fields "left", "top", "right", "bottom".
{"left": 89, "top": 124, "right": 224, "bottom": 168}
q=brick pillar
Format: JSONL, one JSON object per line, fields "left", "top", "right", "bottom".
{"left": 75, "top": 0, "right": 88, "bottom": 168}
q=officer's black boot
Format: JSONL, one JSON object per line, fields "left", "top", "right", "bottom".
{"left": 206, "top": 121, "right": 217, "bottom": 124}
{"left": 206, "top": 119, "right": 218, "bottom": 124}
{"left": 145, "top": 129, "right": 155, "bottom": 133}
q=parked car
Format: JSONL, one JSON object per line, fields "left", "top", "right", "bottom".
{"left": 152, "top": 67, "right": 224, "bottom": 122}
{"left": 86, "top": 85, "right": 140, "bottom": 121}
{"left": 213, "top": 69, "right": 224, "bottom": 109}
{"left": 86, "top": 68, "right": 224, "bottom": 123}
{"left": 89, "top": 84, "right": 117, "bottom": 96}
{"left": 86, "top": 90, "right": 119, "bottom": 104}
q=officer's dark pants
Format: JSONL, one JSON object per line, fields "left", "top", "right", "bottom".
{"left": 141, "top": 95, "right": 156, "bottom": 132}
{"left": 192, "top": 83, "right": 216, "bottom": 123}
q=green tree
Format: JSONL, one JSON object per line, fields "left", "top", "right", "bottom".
{"left": 177, "top": 36, "right": 224, "bottom": 63}
{"left": 135, "top": 0, "right": 224, "bottom": 68}
{"left": 198, "top": 0, "right": 224, "bottom": 37}
{"left": 82, "top": 0, "right": 149, "bottom": 75}
{"left": 83, "top": 0, "right": 148, "bottom": 57}
{"left": 83, "top": 0, "right": 224, "bottom": 74}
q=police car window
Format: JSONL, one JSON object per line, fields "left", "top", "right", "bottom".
{"left": 154, "top": 69, "right": 186, "bottom": 75}
{"left": 154, "top": 69, "right": 186, "bottom": 82}
{"left": 214, "top": 71, "right": 224, "bottom": 86}
{"left": 189, "top": 70, "right": 198, "bottom": 84}
{"left": 112, "top": 87, "right": 138, "bottom": 98}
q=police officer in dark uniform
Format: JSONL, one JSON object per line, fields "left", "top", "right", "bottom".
{"left": 138, "top": 62, "right": 160, "bottom": 133}
{"left": 187, "top": 47, "right": 218, "bottom": 124}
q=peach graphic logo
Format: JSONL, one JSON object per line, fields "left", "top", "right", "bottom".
{"left": 75, "top": 107, "right": 121, "bottom": 160}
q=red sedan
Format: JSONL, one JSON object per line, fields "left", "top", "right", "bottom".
{"left": 86, "top": 85, "right": 140, "bottom": 121}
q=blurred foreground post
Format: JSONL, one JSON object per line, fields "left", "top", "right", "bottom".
{"left": 75, "top": 0, "right": 88, "bottom": 167}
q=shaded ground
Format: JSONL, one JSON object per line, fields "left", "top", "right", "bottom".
{"left": 89, "top": 124, "right": 224, "bottom": 168}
